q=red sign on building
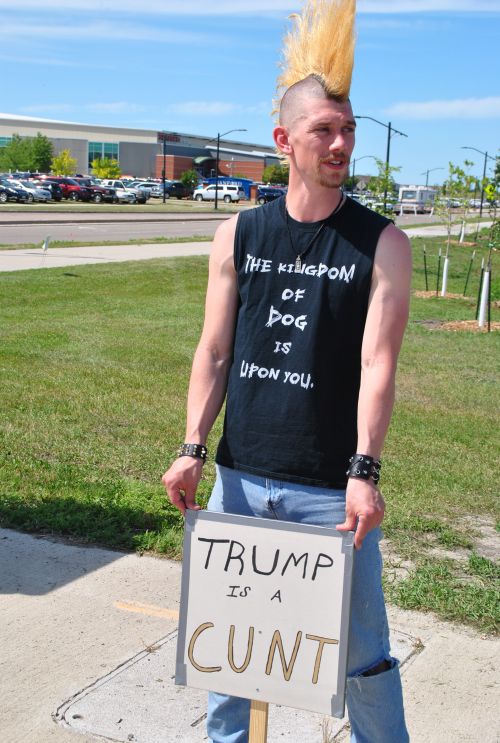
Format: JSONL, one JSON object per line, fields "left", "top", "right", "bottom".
{"left": 157, "top": 132, "right": 181, "bottom": 143}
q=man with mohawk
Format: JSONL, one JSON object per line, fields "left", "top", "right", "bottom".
{"left": 163, "top": 0, "right": 411, "bottom": 740}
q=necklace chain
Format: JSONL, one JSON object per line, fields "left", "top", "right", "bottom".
{"left": 285, "top": 193, "right": 346, "bottom": 271}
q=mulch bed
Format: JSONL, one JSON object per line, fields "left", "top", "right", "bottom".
{"left": 416, "top": 319, "right": 499, "bottom": 333}
{"left": 414, "top": 291, "right": 471, "bottom": 300}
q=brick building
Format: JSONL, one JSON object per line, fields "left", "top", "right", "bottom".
{"left": 0, "top": 114, "right": 281, "bottom": 181}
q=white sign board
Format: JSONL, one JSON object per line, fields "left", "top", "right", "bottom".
{"left": 175, "top": 510, "right": 353, "bottom": 717}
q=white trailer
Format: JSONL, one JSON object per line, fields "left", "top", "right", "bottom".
{"left": 397, "top": 185, "right": 436, "bottom": 214}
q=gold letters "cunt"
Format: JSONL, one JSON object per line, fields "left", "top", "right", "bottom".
{"left": 187, "top": 622, "right": 338, "bottom": 684}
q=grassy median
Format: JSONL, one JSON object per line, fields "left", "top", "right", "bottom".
{"left": 0, "top": 232, "right": 498, "bottom": 632}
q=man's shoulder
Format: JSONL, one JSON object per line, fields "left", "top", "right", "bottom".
{"left": 336, "top": 196, "right": 393, "bottom": 256}
{"left": 343, "top": 196, "right": 392, "bottom": 228}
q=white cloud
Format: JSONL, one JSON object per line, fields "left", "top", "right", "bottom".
{"left": 168, "top": 101, "right": 270, "bottom": 117}
{"left": 0, "top": 21, "right": 213, "bottom": 44}
{"left": 359, "top": 0, "right": 500, "bottom": 11}
{"left": 385, "top": 96, "right": 500, "bottom": 119}
{"left": 20, "top": 102, "right": 146, "bottom": 116}
{"left": 0, "top": 52, "right": 111, "bottom": 69}
{"left": 0, "top": 0, "right": 498, "bottom": 13}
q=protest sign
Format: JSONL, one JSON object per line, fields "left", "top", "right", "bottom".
{"left": 175, "top": 510, "right": 353, "bottom": 718}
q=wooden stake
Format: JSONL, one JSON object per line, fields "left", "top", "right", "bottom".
{"left": 249, "top": 700, "right": 269, "bottom": 743}
{"left": 423, "top": 245, "right": 428, "bottom": 291}
{"left": 463, "top": 250, "right": 475, "bottom": 296}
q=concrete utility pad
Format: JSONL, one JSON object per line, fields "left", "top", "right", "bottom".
{"left": 55, "top": 628, "right": 418, "bottom": 742}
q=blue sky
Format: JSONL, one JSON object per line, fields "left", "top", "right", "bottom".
{"left": 1, "top": 0, "right": 499, "bottom": 185}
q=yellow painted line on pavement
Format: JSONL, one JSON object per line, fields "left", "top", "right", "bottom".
{"left": 114, "top": 600, "right": 179, "bottom": 620}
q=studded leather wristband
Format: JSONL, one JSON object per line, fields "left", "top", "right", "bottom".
{"left": 178, "top": 443, "right": 207, "bottom": 463}
{"left": 346, "top": 454, "right": 381, "bottom": 484}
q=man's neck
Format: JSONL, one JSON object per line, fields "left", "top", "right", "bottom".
{"left": 285, "top": 182, "right": 343, "bottom": 222}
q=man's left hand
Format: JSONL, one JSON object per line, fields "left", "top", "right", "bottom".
{"left": 336, "top": 478, "right": 385, "bottom": 549}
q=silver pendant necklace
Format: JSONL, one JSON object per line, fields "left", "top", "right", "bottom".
{"left": 285, "top": 194, "right": 346, "bottom": 271}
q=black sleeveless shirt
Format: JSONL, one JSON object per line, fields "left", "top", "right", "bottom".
{"left": 216, "top": 195, "right": 390, "bottom": 488}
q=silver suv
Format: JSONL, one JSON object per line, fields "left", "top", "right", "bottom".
{"left": 100, "top": 179, "right": 149, "bottom": 204}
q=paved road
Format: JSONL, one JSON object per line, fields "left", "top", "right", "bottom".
{"left": 0, "top": 207, "right": 481, "bottom": 246}
{"left": 0, "top": 217, "right": 225, "bottom": 245}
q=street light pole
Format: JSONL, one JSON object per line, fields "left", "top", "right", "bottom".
{"left": 214, "top": 128, "right": 247, "bottom": 211}
{"left": 350, "top": 155, "right": 377, "bottom": 194}
{"left": 355, "top": 115, "right": 408, "bottom": 214}
{"left": 421, "top": 167, "right": 444, "bottom": 188}
{"left": 461, "top": 146, "right": 496, "bottom": 217}
{"left": 162, "top": 135, "right": 167, "bottom": 204}
{"left": 384, "top": 121, "right": 392, "bottom": 212}
{"left": 215, "top": 132, "right": 221, "bottom": 211}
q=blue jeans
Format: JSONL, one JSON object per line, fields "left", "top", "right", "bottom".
{"left": 205, "top": 465, "right": 408, "bottom": 743}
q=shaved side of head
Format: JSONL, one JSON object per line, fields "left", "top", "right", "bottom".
{"left": 279, "top": 74, "right": 345, "bottom": 128}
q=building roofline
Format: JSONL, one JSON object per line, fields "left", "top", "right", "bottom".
{"left": 0, "top": 113, "right": 275, "bottom": 151}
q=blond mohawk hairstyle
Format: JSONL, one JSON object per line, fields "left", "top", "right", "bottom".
{"left": 276, "top": 0, "right": 356, "bottom": 105}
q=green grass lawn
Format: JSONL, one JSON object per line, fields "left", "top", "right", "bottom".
{"left": 0, "top": 231, "right": 498, "bottom": 632}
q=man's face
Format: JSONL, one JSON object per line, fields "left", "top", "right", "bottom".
{"left": 286, "top": 97, "right": 356, "bottom": 189}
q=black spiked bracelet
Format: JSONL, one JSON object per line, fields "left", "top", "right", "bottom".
{"left": 346, "top": 454, "right": 381, "bottom": 484}
{"left": 178, "top": 443, "right": 207, "bottom": 463}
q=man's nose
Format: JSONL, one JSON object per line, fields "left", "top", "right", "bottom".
{"left": 328, "top": 132, "right": 346, "bottom": 152}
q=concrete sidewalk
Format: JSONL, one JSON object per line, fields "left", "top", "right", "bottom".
{"left": 0, "top": 241, "right": 212, "bottom": 272}
{"left": 1, "top": 528, "right": 498, "bottom": 743}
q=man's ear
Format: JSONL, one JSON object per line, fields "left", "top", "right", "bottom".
{"left": 273, "top": 126, "right": 292, "bottom": 155}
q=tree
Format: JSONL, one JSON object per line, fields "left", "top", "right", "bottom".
{"left": 366, "top": 157, "right": 400, "bottom": 214}
{"left": 262, "top": 163, "right": 289, "bottom": 185}
{"left": 0, "top": 134, "right": 32, "bottom": 171}
{"left": 0, "top": 132, "right": 54, "bottom": 173}
{"left": 51, "top": 149, "right": 78, "bottom": 176}
{"left": 484, "top": 182, "right": 498, "bottom": 219}
{"left": 90, "top": 157, "right": 121, "bottom": 179}
{"left": 493, "top": 156, "right": 500, "bottom": 189}
{"left": 343, "top": 174, "right": 358, "bottom": 192}
{"left": 30, "top": 133, "right": 54, "bottom": 172}
{"left": 434, "top": 160, "right": 476, "bottom": 255}
{"left": 180, "top": 169, "right": 199, "bottom": 189}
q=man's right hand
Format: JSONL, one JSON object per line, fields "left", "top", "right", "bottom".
{"left": 161, "top": 457, "right": 204, "bottom": 516}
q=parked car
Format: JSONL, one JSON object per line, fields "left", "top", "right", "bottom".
{"left": 128, "top": 180, "right": 159, "bottom": 197}
{"left": 0, "top": 179, "right": 29, "bottom": 203}
{"left": 34, "top": 176, "right": 93, "bottom": 201}
{"left": 257, "top": 186, "right": 286, "bottom": 205}
{"left": 193, "top": 184, "right": 245, "bottom": 203}
{"left": 152, "top": 180, "right": 193, "bottom": 199}
{"left": 37, "top": 180, "right": 63, "bottom": 201}
{"left": 73, "top": 177, "right": 116, "bottom": 203}
{"left": 346, "top": 192, "right": 365, "bottom": 205}
{"left": 8, "top": 179, "right": 52, "bottom": 202}
{"left": 365, "top": 200, "right": 395, "bottom": 214}
{"left": 100, "top": 179, "right": 149, "bottom": 204}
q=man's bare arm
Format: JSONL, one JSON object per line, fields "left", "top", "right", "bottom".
{"left": 337, "top": 223, "right": 412, "bottom": 548}
{"left": 162, "top": 216, "right": 239, "bottom": 514}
